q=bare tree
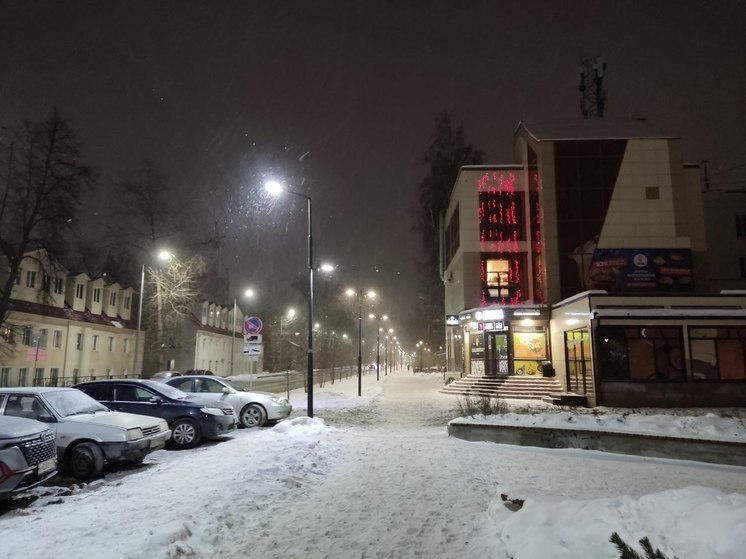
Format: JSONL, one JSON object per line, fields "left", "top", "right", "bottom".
{"left": 0, "top": 109, "right": 97, "bottom": 339}
{"left": 144, "top": 253, "right": 206, "bottom": 370}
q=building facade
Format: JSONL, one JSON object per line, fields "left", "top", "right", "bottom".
{"left": 443, "top": 119, "right": 746, "bottom": 407}
{"left": 1, "top": 250, "right": 141, "bottom": 386}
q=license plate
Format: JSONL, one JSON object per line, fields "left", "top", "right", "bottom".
{"left": 37, "top": 458, "right": 56, "bottom": 475}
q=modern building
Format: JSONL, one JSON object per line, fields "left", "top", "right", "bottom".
{"left": 1, "top": 249, "right": 141, "bottom": 386}
{"left": 443, "top": 119, "right": 746, "bottom": 407}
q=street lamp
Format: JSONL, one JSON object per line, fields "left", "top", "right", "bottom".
{"left": 266, "top": 180, "right": 316, "bottom": 418}
{"left": 368, "top": 313, "right": 388, "bottom": 381}
{"left": 346, "top": 288, "right": 376, "bottom": 396}
{"left": 230, "top": 288, "right": 255, "bottom": 376}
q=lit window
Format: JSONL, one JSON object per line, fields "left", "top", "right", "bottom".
{"left": 486, "top": 259, "right": 512, "bottom": 297}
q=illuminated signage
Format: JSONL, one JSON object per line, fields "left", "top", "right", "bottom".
{"left": 445, "top": 315, "right": 460, "bottom": 326}
{"left": 475, "top": 309, "right": 504, "bottom": 320}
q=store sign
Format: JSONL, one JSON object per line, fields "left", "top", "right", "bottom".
{"left": 445, "top": 315, "right": 460, "bottom": 326}
{"left": 475, "top": 309, "right": 504, "bottom": 320}
{"left": 483, "top": 321, "right": 504, "bottom": 331}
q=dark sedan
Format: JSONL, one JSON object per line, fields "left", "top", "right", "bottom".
{"left": 73, "top": 379, "right": 235, "bottom": 449}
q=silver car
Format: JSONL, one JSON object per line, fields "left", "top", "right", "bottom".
{"left": 0, "top": 388, "right": 171, "bottom": 480}
{"left": 166, "top": 376, "right": 292, "bottom": 428}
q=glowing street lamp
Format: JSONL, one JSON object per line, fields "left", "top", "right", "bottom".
{"left": 346, "top": 288, "right": 376, "bottom": 396}
{"left": 265, "top": 180, "right": 316, "bottom": 417}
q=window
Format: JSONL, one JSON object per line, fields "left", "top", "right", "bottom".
{"left": 124, "top": 295, "right": 130, "bottom": 309}
{"left": 72, "top": 368, "right": 79, "bottom": 384}
{"left": 106, "top": 368, "right": 112, "bottom": 378}
{"left": 736, "top": 215, "right": 746, "bottom": 237}
{"left": 0, "top": 367, "right": 10, "bottom": 387}
{"left": 34, "top": 368, "right": 44, "bottom": 386}
{"left": 108, "top": 337, "right": 114, "bottom": 352}
{"left": 54, "top": 277, "right": 64, "bottom": 294}
{"left": 123, "top": 338, "right": 129, "bottom": 353}
{"left": 597, "top": 325, "right": 685, "bottom": 381}
{"left": 14, "top": 269, "right": 21, "bottom": 285}
{"left": 22, "top": 327, "right": 32, "bottom": 345}
{"left": 38, "top": 328, "right": 47, "bottom": 348}
{"left": 76, "top": 333, "right": 83, "bottom": 350}
{"left": 53, "top": 330, "right": 62, "bottom": 348}
{"left": 93, "top": 287, "right": 101, "bottom": 303}
{"left": 92, "top": 335, "right": 99, "bottom": 350}
{"left": 42, "top": 274, "right": 50, "bottom": 290}
{"left": 26, "top": 270, "right": 36, "bottom": 288}
{"left": 110, "top": 292, "right": 116, "bottom": 306}
{"left": 49, "top": 368, "right": 59, "bottom": 387}
{"left": 75, "top": 283, "right": 84, "bottom": 299}
{"left": 18, "top": 368, "right": 27, "bottom": 386}
{"left": 689, "top": 327, "right": 746, "bottom": 381}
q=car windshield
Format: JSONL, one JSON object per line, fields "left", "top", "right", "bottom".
{"left": 44, "top": 389, "right": 109, "bottom": 417}
{"left": 142, "top": 380, "right": 191, "bottom": 400}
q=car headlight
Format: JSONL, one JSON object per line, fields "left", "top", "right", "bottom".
{"left": 127, "top": 428, "right": 144, "bottom": 441}
{"left": 200, "top": 407, "right": 224, "bottom": 416}
{"left": 269, "top": 397, "right": 288, "bottom": 405}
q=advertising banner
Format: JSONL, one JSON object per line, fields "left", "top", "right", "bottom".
{"left": 588, "top": 248, "right": 693, "bottom": 292}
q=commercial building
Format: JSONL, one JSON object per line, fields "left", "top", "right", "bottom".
{"left": 443, "top": 119, "right": 746, "bottom": 407}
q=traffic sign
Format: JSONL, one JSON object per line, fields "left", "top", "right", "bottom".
{"left": 243, "top": 343, "right": 263, "bottom": 355}
{"left": 244, "top": 334, "right": 262, "bottom": 343}
{"left": 244, "top": 316, "right": 263, "bottom": 335}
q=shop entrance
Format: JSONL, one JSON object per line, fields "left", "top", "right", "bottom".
{"left": 485, "top": 332, "right": 509, "bottom": 377}
{"left": 565, "top": 329, "right": 593, "bottom": 395}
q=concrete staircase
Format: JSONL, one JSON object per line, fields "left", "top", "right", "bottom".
{"left": 441, "top": 375, "right": 563, "bottom": 401}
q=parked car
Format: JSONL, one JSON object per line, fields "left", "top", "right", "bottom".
{"left": 73, "top": 379, "right": 236, "bottom": 449}
{"left": 0, "top": 416, "right": 57, "bottom": 498}
{"left": 150, "top": 370, "right": 181, "bottom": 380}
{"left": 165, "top": 375, "right": 292, "bottom": 428}
{"left": 0, "top": 388, "right": 171, "bottom": 480}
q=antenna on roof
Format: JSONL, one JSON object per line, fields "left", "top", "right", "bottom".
{"left": 578, "top": 55, "right": 607, "bottom": 118}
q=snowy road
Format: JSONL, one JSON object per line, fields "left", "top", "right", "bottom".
{"left": 1, "top": 370, "right": 744, "bottom": 558}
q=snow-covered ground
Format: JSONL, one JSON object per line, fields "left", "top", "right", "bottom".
{"left": 1, "top": 370, "right": 744, "bottom": 558}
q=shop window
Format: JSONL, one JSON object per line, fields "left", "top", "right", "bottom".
{"left": 597, "top": 325, "right": 684, "bottom": 381}
{"left": 689, "top": 327, "right": 746, "bottom": 381}
{"left": 486, "top": 259, "right": 511, "bottom": 296}
{"left": 565, "top": 329, "right": 593, "bottom": 394}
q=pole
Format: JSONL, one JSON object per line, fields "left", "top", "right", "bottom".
{"left": 375, "top": 325, "right": 380, "bottom": 381}
{"left": 357, "top": 294, "right": 362, "bottom": 396}
{"left": 231, "top": 298, "right": 237, "bottom": 375}
{"left": 133, "top": 263, "right": 145, "bottom": 377}
{"left": 306, "top": 197, "right": 314, "bottom": 418}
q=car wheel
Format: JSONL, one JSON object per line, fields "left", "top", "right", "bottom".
{"left": 240, "top": 403, "right": 267, "bottom": 428}
{"left": 67, "top": 442, "right": 105, "bottom": 480}
{"left": 170, "top": 418, "right": 201, "bottom": 449}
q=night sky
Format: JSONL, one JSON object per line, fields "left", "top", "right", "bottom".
{"left": 2, "top": 1, "right": 745, "bottom": 344}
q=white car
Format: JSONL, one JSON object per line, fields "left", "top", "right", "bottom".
{"left": 165, "top": 376, "right": 292, "bottom": 428}
{"left": 0, "top": 387, "right": 171, "bottom": 480}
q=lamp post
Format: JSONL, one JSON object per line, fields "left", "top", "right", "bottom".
{"left": 266, "top": 180, "right": 316, "bottom": 417}
{"left": 133, "top": 263, "right": 145, "bottom": 377}
{"left": 346, "top": 288, "right": 376, "bottom": 396}
{"left": 368, "top": 313, "right": 388, "bottom": 381}
{"left": 230, "top": 288, "right": 255, "bottom": 376}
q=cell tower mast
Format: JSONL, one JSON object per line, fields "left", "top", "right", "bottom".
{"left": 579, "top": 56, "right": 607, "bottom": 118}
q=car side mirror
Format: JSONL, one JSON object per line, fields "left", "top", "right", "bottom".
{"left": 36, "top": 414, "right": 57, "bottom": 423}
{"left": 222, "top": 387, "right": 230, "bottom": 394}
{"left": 149, "top": 396, "right": 164, "bottom": 404}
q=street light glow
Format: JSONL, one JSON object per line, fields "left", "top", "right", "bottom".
{"left": 265, "top": 180, "right": 283, "bottom": 195}
{"left": 244, "top": 288, "right": 255, "bottom": 298}
{"left": 319, "top": 263, "right": 335, "bottom": 273}
{"left": 158, "top": 250, "right": 173, "bottom": 261}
